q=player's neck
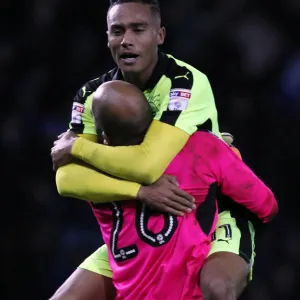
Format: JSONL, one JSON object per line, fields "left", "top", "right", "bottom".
{"left": 122, "top": 56, "right": 158, "bottom": 90}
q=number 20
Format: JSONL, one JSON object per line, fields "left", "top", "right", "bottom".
{"left": 109, "top": 202, "right": 178, "bottom": 263}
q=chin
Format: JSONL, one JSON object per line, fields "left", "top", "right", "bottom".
{"left": 120, "top": 64, "right": 143, "bottom": 74}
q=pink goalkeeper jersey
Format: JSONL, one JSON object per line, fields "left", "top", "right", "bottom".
{"left": 91, "top": 131, "right": 278, "bottom": 300}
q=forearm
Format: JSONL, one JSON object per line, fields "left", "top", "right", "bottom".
{"left": 71, "top": 120, "right": 189, "bottom": 184}
{"left": 56, "top": 162, "right": 141, "bottom": 203}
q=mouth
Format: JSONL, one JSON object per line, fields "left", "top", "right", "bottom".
{"left": 119, "top": 53, "right": 139, "bottom": 64}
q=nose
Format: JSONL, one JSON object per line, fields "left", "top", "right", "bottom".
{"left": 121, "top": 30, "right": 134, "bottom": 47}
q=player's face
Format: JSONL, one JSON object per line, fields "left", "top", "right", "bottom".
{"left": 107, "top": 3, "right": 165, "bottom": 74}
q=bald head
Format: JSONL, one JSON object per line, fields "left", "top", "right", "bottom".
{"left": 92, "top": 80, "right": 153, "bottom": 146}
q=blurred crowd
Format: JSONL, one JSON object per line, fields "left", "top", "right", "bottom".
{"left": 2, "top": 0, "right": 300, "bottom": 299}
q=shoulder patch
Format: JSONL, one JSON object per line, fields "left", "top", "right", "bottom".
{"left": 71, "top": 102, "right": 85, "bottom": 124}
{"left": 168, "top": 88, "right": 191, "bottom": 111}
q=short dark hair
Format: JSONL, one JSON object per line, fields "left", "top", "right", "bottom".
{"left": 109, "top": 0, "right": 161, "bottom": 21}
{"left": 96, "top": 96, "right": 153, "bottom": 146}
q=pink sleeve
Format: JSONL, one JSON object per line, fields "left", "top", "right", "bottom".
{"left": 198, "top": 133, "right": 278, "bottom": 223}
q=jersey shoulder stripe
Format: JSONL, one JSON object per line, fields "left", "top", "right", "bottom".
{"left": 158, "top": 55, "right": 216, "bottom": 134}
{"left": 70, "top": 69, "right": 117, "bottom": 134}
{"left": 164, "top": 55, "right": 194, "bottom": 90}
{"left": 73, "top": 69, "right": 117, "bottom": 105}
{"left": 158, "top": 55, "right": 196, "bottom": 127}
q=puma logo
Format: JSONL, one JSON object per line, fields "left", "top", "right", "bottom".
{"left": 217, "top": 239, "right": 229, "bottom": 244}
{"left": 174, "top": 72, "right": 190, "bottom": 80}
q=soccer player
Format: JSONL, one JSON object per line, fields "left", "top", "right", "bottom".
{"left": 51, "top": 0, "right": 264, "bottom": 298}
{"left": 52, "top": 81, "right": 277, "bottom": 299}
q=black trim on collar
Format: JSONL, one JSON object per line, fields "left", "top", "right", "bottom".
{"left": 144, "top": 51, "right": 169, "bottom": 90}
{"left": 112, "top": 68, "right": 122, "bottom": 81}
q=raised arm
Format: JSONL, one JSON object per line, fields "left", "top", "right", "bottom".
{"left": 70, "top": 71, "right": 219, "bottom": 184}
{"left": 55, "top": 77, "right": 143, "bottom": 201}
{"left": 54, "top": 78, "right": 195, "bottom": 211}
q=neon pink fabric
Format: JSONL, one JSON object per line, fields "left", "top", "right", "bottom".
{"left": 91, "top": 131, "right": 277, "bottom": 300}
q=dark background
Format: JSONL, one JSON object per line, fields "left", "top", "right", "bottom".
{"left": 2, "top": 0, "right": 300, "bottom": 299}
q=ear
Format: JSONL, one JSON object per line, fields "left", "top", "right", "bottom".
{"left": 107, "top": 31, "right": 110, "bottom": 48}
{"left": 157, "top": 27, "right": 166, "bottom": 45}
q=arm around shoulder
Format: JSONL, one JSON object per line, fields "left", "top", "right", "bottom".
{"left": 71, "top": 120, "right": 189, "bottom": 184}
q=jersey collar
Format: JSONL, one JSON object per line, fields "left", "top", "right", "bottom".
{"left": 112, "top": 51, "right": 169, "bottom": 91}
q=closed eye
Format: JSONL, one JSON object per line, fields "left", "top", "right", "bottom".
{"left": 112, "top": 29, "right": 122, "bottom": 35}
{"left": 110, "top": 25, "right": 124, "bottom": 36}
